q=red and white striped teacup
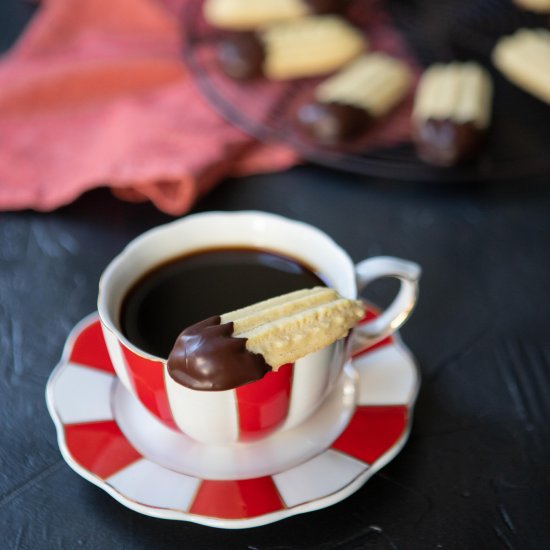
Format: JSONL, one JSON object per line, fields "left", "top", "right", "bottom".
{"left": 98, "top": 211, "right": 420, "bottom": 445}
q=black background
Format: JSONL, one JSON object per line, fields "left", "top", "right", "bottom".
{"left": 1, "top": 2, "right": 550, "bottom": 549}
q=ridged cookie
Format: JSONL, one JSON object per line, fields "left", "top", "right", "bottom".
{"left": 167, "top": 286, "right": 365, "bottom": 391}
{"left": 296, "top": 53, "right": 411, "bottom": 144}
{"left": 221, "top": 287, "right": 339, "bottom": 333}
{"left": 513, "top": 0, "right": 550, "bottom": 13}
{"left": 217, "top": 15, "right": 366, "bottom": 80}
{"left": 262, "top": 15, "right": 365, "bottom": 80}
{"left": 412, "top": 62, "right": 493, "bottom": 166}
{"left": 492, "top": 28, "right": 550, "bottom": 104}
{"left": 204, "top": 0, "right": 348, "bottom": 30}
{"left": 226, "top": 287, "right": 364, "bottom": 369}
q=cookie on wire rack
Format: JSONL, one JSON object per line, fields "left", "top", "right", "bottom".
{"left": 296, "top": 53, "right": 412, "bottom": 144}
{"left": 204, "top": 0, "right": 349, "bottom": 30}
{"left": 412, "top": 62, "right": 493, "bottom": 166}
{"left": 492, "top": 28, "right": 550, "bottom": 105}
{"left": 512, "top": 0, "right": 550, "bottom": 13}
{"left": 216, "top": 15, "right": 366, "bottom": 80}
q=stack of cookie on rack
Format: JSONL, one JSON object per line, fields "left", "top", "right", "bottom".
{"left": 204, "top": 0, "right": 413, "bottom": 147}
{"left": 203, "top": 0, "right": 550, "bottom": 168}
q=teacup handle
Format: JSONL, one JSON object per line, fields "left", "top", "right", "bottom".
{"left": 350, "top": 256, "right": 421, "bottom": 355}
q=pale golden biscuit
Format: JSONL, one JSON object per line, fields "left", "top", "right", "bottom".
{"left": 316, "top": 53, "right": 412, "bottom": 117}
{"left": 411, "top": 62, "right": 493, "bottom": 167}
{"left": 413, "top": 62, "right": 492, "bottom": 129}
{"left": 492, "top": 28, "right": 550, "bottom": 104}
{"left": 221, "top": 287, "right": 339, "bottom": 333}
{"left": 296, "top": 53, "right": 410, "bottom": 144}
{"left": 513, "top": 0, "right": 550, "bottom": 13}
{"left": 222, "top": 287, "right": 364, "bottom": 369}
{"left": 261, "top": 16, "right": 366, "bottom": 80}
{"left": 204, "top": 0, "right": 310, "bottom": 30}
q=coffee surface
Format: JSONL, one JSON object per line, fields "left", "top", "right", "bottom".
{"left": 120, "top": 247, "right": 325, "bottom": 359}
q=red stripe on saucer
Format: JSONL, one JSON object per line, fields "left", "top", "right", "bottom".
{"left": 236, "top": 363, "right": 293, "bottom": 442}
{"left": 69, "top": 320, "right": 115, "bottom": 374}
{"left": 352, "top": 308, "right": 394, "bottom": 359}
{"left": 64, "top": 420, "right": 142, "bottom": 479}
{"left": 189, "top": 477, "right": 284, "bottom": 519}
{"left": 331, "top": 405, "right": 408, "bottom": 465}
{"left": 120, "top": 346, "right": 178, "bottom": 431}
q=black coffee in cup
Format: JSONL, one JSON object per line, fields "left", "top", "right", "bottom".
{"left": 120, "top": 247, "right": 326, "bottom": 359}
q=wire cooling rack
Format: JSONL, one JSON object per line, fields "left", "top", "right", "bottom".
{"left": 182, "top": 0, "right": 550, "bottom": 182}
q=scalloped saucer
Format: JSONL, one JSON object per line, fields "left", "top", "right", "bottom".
{"left": 46, "top": 311, "right": 419, "bottom": 529}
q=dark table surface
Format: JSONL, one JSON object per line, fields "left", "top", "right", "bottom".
{"left": 1, "top": 2, "right": 550, "bottom": 549}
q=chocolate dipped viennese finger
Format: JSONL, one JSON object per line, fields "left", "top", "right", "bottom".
{"left": 296, "top": 53, "right": 412, "bottom": 144}
{"left": 167, "top": 287, "right": 364, "bottom": 391}
{"left": 412, "top": 62, "right": 493, "bottom": 166}
{"left": 492, "top": 28, "right": 550, "bottom": 105}
{"left": 204, "top": 0, "right": 349, "bottom": 30}
{"left": 217, "top": 15, "right": 366, "bottom": 80}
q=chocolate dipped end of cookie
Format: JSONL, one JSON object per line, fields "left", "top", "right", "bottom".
{"left": 304, "top": 0, "right": 351, "bottom": 14}
{"left": 298, "top": 54, "right": 412, "bottom": 145}
{"left": 167, "top": 316, "right": 271, "bottom": 391}
{"left": 216, "top": 32, "right": 265, "bottom": 80}
{"left": 297, "top": 101, "right": 372, "bottom": 145}
{"left": 413, "top": 119, "right": 485, "bottom": 167}
{"left": 167, "top": 288, "right": 364, "bottom": 391}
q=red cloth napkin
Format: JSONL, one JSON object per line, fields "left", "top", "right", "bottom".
{"left": 0, "top": 0, "right": 298, "bottom": 214}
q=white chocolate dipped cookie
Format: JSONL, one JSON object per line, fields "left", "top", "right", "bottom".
{"left": 412, "top": 62, "right": 493, "bottom": 166}
{"left": 492, "top": 28, "right": 550, "bottom": 105}
{"left": 216, "top": 15, "right": 366, "bottom": 80}
{"left": 296, "top": 53, "right": 412, "bottom": 144}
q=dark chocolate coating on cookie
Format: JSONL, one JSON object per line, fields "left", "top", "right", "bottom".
{"left": 297, "top": 101, "right": 371, "bottom": 145}
{"left": 167, "top": 316, "right": 271, "bottom": 391}
{"left": 413, "top": 119, "right": 484, "bottom": 167}
{"left": 304, "top": 0, "right": 350, "bottom": 14}
{"left": 216, "top": 33, "right": 265, "bottom": 80}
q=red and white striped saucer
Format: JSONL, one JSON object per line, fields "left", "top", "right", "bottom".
{"left": 46, "top": 310, "right": 419, "bottom": 529}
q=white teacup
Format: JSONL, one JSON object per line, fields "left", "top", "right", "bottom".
{"left": 98, "top": 211, "right": 420, "bottom": 445}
